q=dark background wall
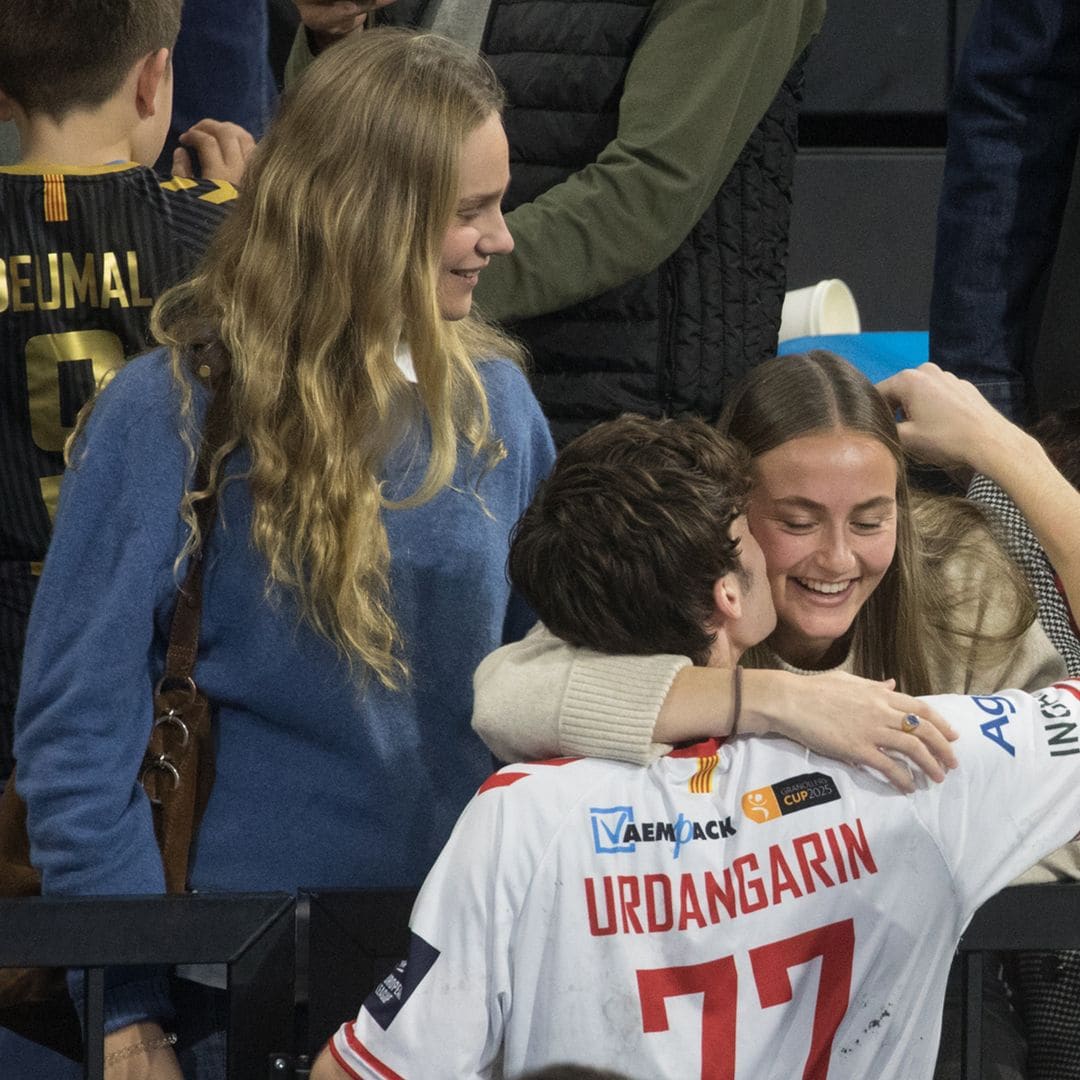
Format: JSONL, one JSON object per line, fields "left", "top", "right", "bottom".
{"left": 787, "top": 0, "right": 980, "bottom": 330}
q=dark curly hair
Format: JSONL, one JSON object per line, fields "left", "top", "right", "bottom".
{"left": 509, "top": 414, "right": 752, "bottom": 666}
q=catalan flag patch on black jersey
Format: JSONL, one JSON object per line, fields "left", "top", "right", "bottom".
{"left": 43, "top": 174, "right": 68, "bottom": 222}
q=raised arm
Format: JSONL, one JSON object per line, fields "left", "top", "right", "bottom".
{"left": 879, "top": 363, "right": 1080, "bottom": 612}
{"left": 172, "top": 118, "right": 256, "bottom": 185}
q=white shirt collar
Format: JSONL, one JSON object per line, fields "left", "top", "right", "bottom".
{"left": 395, "top": 342, "right": 418, "bottom": 383}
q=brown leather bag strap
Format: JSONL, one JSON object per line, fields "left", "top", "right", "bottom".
{"left": 160, "top": 382, "right": 231, "bottom": 687}
{"left": 143, "top": 371, "right": 231, "bottom": 892}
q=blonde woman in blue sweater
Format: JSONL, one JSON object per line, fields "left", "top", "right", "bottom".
{"left": 14, "top": 29, "right": 552, "bottom": 1080}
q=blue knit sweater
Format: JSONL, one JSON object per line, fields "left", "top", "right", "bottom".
{"left": 14, "top": 348, "right": 553, "bottom": 1024}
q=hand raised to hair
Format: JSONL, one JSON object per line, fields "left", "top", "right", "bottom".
{"left": 877, "top": 362, "right": 1017, "bottom": 482}
{"left": 172, "top": 119, "right": 256, "bottom": 186}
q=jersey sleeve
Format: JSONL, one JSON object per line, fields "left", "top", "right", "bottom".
{"left": 156, "top": 174, "right": 237, "bottom": 271}
{"left": 909, "top": 681, "right": 1080, "bottom": 917}
{"left": 328, "top": 782, "right": 514, "bottom": 1079}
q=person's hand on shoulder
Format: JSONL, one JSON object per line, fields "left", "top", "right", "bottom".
{"left": 743, "top": 667, "right": 959, "bottom": 794}
{"left": 172, "top": 119, "right": 256, "bottom": 185}
{"left": 294, "top": 0, "right": 397, "bottom": 51}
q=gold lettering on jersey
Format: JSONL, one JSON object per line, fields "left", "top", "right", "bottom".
{"left": 35, "top": 253, "right": 62, "bottom": 311}
{"left": 99, "top": 252, "right": 129, "bottom": 307}
{"left": 0, "top": 252, "right": 155, "bottom": 311}
{"left": 30, "top": 331, "right": 125, "bottom": 531}
{"left": 63, "top": 252, "right": 98, "bottom": 307}
{"left": 26, "top": 329, "right": 125, "bottom": 452}
{"left": 11, "top": 254, "right": 33, "bottom": 311}
{"left": 127, "top": 251, "right": 152, "bottom": 307}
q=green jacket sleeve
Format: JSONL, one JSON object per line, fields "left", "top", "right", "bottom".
{"left": 283, "top": 22, "right": 318, "bottom": 88}
{"left": 473, "top": 0, "right": 825, "bottom": 323}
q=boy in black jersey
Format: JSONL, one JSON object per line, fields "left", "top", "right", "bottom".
{"left": 0, "top": 0, "right": 254, "bottom": 781}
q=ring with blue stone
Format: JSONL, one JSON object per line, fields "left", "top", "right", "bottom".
{"left": 901, "top": 713, "right": 921, "bottom": 734}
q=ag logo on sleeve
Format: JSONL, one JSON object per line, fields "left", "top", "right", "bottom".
{"left": 741, "top": 772, "right": 840, "bottom": 824}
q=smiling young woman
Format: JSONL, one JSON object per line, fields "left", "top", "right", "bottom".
{"left": 717, "top": 350, "right": 1054, "bottom": 695}
{"left": 747, "top": 430, "right": 899, "bottom": 671}
{"left": 14, "top": 29, "right": 553, "bottom": 1080}
{"left": 473, "top": 350, "right": 1065, "bottom": 763}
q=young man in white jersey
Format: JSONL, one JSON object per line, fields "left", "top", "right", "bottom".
{"left": 313, "top": 411, "right": 1080, "bottom": 1080}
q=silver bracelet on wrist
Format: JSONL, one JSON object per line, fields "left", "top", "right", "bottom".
{"left": 104, "top": 1030, "right": 177, "bottom": 1066}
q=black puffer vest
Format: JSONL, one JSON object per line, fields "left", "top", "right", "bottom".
{"left": 389, "top": 0, "right": 803, "bottom": 445}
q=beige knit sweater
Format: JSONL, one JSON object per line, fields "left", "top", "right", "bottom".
{"left": 473, "top": 532, "right": 1073, "bottom": 881}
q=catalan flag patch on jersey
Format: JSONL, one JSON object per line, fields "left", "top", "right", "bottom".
{"left": 689, "top": 752, "right": 718, "bottom": 794}
{"left": 43, "top": 174, "right": 68, "bottom": 222}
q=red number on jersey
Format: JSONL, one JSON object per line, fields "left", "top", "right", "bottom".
{"left": 636, "top": 918, "right": 855, "bottom": 1079}
{"left": 751, "top": 919, "right": 855, "bottom": 1078}
{"left": 637, "top": 956, "right": 738, "bottom": 1079}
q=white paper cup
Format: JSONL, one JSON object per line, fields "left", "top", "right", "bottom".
{"left": 778, "top": 279, "right": 861, "bottom": 342}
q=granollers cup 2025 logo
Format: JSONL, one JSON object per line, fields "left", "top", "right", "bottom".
{"left": 741, "top": 772, "right": 840, "bottom": 824}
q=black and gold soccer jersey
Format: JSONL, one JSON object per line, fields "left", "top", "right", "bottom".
{"left": 0, "top": 163, "right": 236, "bottom": 776}
{"left": 0, "top": 163, "right": 235, "bottom": 563}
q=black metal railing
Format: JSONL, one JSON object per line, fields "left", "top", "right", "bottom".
{"left": 0, "top": 893, "right": 297, "bottom": 1079}
{"left": 958, "top": 883, "right": 1080, "bottom": 1076}
{"left": 2, "top": 883, "right": 1078, "bottom": 1078}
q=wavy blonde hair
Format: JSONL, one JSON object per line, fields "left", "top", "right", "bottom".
{"left": 150, "top": 29, "right": 522, "bottom": 688}
{"left": 719, "top": 351, "right": 1035, "bottom": 694}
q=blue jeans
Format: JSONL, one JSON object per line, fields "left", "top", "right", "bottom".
{"left": 929, "top": 0, "right": 1080, "bottom": 424}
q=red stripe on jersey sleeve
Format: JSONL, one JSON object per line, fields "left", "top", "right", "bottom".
{"left": 342, "top": 1025, "right": 407, "bottom": 1080}
{"left": 478, "top": 757, "right": 579, "bottom": 794}
{"left": 1054, "top": 681, "right": 1080, "bottom": 705}
{"left": 477, "top": 771, "right": 529, "bottom": 794}
{"left": 668, "top": 737, "right": 722, "bottom": 759}
{"left": 328, "top": 1035, "right": 363, "bottom": 1079}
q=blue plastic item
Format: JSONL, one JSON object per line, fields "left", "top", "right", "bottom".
{"left": 777, "top": 332, "right": 929, "bottom": 384}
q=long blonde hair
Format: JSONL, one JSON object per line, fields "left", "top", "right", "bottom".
{"left": 151, "top": 29, "right": 522, "bottom": 687}
{"left": 719, "top": 351, "right": 1035, "bottom": 693}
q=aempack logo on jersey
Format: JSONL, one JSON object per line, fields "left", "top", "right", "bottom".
{"left": 591, "top": 805, "right": 637, "bottom": 854}
{"left": 363, "top": 931, "right": 440, "bottom": 1030}
{"left": 741, "top": 771, "right": 840, "bottom": 824}
{"left": 589, "top": 805, "right": 736, "bottom": 859}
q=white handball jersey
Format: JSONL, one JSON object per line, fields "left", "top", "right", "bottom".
{"left": 330, "top": 682, "right": 1080, "bottom": 1080}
